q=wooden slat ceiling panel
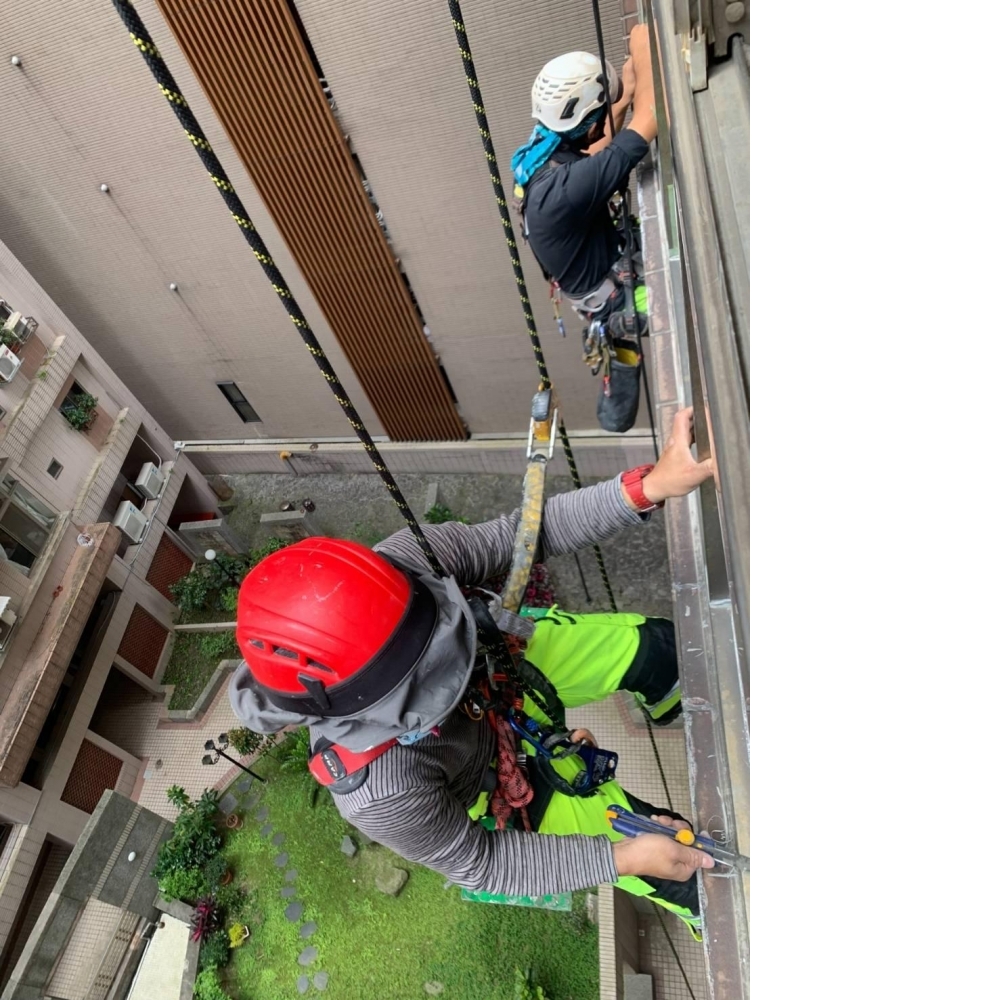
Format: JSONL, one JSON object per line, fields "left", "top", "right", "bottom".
{"left": 155, "top": 0, "right": 466, "bottom": 441}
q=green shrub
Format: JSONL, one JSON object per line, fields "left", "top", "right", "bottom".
{"left": 158, "top": 867, "right": 207, "bottom": 904}
{"left": 249, "top": 536, "right": 289, "bottom": 565}
{"left": 197, "top": 928, "right": 230, "bottom": 972}
{"left": 152, "top": 790, "right": 222, "bottom": 892}
{"left": 166, "top": 785, "right": 193, "bottom": 812}
{"left": 215, "top": 882, "right": 248, "bottom": 921}
{"left": 515, "top": 968, "right": 551, "bottom": 1000}
{"left": 193, "top": 968, "right": 231, "bottom": 1000}
{"left": 272, "top": 727, "right": 311, "bottom": 777}
{"left": 203, "top": 554, "right": 245, "bottom": 593}
{"left": 203, "top": 853, "right": 229, "bottom": 891}
{"left": 425, "top": 502, "right": 469, "bottom": 524}
{"left": 225, "top": 726, "right": 264, "bottom": 757}
{"left": 170, "top": 570, "right": 212, "bottom": 615}
{"left": 219, "top": 587, "right": 239, "bottom": 613}
{"left": 61, "top": 391, "right": 99, "bottom": 431}
{"left": 199, "top": 630, "right": 238, "bottom": 662}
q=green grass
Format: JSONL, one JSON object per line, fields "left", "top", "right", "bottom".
{"left": 222, "top": 757, "right": 598, "bottom": 1000}
{"left": 161, "top": 631, "right": 238, "bottom": 710}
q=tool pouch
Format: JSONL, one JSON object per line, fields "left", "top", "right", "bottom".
{"left": 597, "top": 345, "right": 641, "bottom": 433}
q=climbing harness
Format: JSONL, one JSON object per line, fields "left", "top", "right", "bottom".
{"left": 447, "top": 0, "right": 618, "bottom": 614}
{"left": 509, "top": 714, "right": 619, "bottom": 797}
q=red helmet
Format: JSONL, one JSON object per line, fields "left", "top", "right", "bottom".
{"left": 236, "top": 538, "right": 438, "bottom": 717}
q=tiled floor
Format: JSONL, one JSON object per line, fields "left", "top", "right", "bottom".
{"left": 92, "top": 668, "right": 244, "bottom": 821}
{"left": 567, "top": 693, "right": 708, "bottom": 1000}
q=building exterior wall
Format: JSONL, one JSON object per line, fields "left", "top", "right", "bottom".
{"left": 0, "top": 0, "right": 631, "bottom": 456}
{"left": 0, "top": 239, "right": 222, "bottom": 967}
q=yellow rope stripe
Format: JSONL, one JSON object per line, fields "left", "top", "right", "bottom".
{"left": 158, "top": 85, "right": 187, "bottom": 106}
{"left": 185, "top": 131, "right": 212, "bottom": 151}
{"left": 272, "top": 284, "right": 291, "bottom": 298}
{"left": 232, "top": 214, "right": 255, "bottom": 230}
{"left": 253, "top": 251, "right": 274, "bottom": 265}
{"left": 131, "top": 34, "right": 160, "bottom": 57}
{"left": 211, "top": 175, "right": 235, "bottom": 192}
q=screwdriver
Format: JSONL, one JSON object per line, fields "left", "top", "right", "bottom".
{"left": 605, "top": 805, "right": 750, "bottom": 871}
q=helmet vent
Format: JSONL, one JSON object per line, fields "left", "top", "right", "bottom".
{"left": 248, "top": 639, "right": 265, "bottom": 650}
{"left": 560, "top": 97, "right": 579, "bottom": 120}
{"left": 307, "top": 659, "right": 334, "bottom": 674}
{"left": 274, "top": 646, "right": 298, "bottom": 659}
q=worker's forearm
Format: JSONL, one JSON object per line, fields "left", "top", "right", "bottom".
{"left": 539, "top": 476, "right": 648, "bottom": 558}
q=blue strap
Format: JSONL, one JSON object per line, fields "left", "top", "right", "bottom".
{"left": 510, "top": 125, "right": 563, "bottom": 187}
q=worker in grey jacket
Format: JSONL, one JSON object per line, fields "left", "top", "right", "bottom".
{"left": 229, "top": 408, "right": 714, "bottom": 934}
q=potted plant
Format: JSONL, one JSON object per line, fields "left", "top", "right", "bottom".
{"left": 228, "top": 923, "right": 250, "bottom": 949}
{"left": 225, "top": 813, "right": 243, "bottom": 831}
{"left": 60, "top": 390, "right": 99, "bottom": 431}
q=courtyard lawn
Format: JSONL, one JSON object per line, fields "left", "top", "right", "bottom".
{"left": 220, "top": 754, "right": 598, "bottom": 1000}
{"left": 161, "top": 630, "right": 238, "bottom": 710}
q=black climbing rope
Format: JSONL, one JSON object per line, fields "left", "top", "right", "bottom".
{"left": 590, "top": 0, "right": 660, "bottom": 460}
{"left": 446, "top": 0, "right": 617, "bottom": 612}
{"left": 111, "top": 0, "right": 444, "bottom": 578}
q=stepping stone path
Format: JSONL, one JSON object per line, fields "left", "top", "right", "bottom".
{"left": 340, "top": 835, "right": 356, "bottom": 857}
{"left": 217, "top": 793, "right": 239, "bottom": 815}
{"left": 425, "top": 983, "right": 445, "bottom": 996}
{"left": 375, "top": 868, "right": 409, "bottom": 897}
{"left": 223, "top": 776, "right": 332, "bottom": 996}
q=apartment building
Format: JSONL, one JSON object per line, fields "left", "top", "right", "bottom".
{"left": 0, "top": 239, "right": 221, "bottom": 988}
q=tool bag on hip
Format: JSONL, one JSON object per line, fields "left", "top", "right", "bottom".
{"left": 597, "top": 343, "right": 642, "bottom": 433}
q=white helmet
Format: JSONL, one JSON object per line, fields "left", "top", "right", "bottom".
{"left": 531, "top": 51, "right": 620, "bottom": 134}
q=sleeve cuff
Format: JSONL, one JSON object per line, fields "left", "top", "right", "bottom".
{"left": 609, "top": 473, "right": 653, "bottom": 524}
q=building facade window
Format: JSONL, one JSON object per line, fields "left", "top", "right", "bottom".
{"left": 47, "top": 459, "right": 63, "bottom": 480}
{"left": 217, "top": 381, "right": 261, "bottom": 423}
{"left": 0, "top": 476, "right": 57, "bottom": 575}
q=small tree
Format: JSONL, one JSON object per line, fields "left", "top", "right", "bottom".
{"left": 226, "top": 727, "right": 265, "bottom": 757}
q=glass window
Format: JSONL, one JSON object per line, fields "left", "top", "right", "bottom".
{"left": 0, "top": 478, "right": 57, "bottom": 574}
{"left": 217, "top": 382, "right": 261, "bottom": 423}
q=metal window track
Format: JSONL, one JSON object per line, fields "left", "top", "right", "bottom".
{"left": 639, "top": 2, "right": 750, "bottom": 997}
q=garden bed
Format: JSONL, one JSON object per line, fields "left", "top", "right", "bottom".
{"left": 218, "top": 748, "right": 598, "bottom": 1000}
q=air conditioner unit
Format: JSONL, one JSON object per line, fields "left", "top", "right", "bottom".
{"left": 1, "top": 311, "right": 35, "bottom": 346}
{"left": 134, "top": 461, "right": 164, "bottom": 500}
{"left": 0, "top": 346, "right": 22, "bottom": 384}
{"left": 0, "top": 597, "right": 18, "bottom": 650}
{"left": 113, "top": 500, "right": 148, "bottom": 544}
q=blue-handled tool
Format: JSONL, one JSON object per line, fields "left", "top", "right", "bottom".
{"left": 508, "top": 713, "right": 618, "bottom": 795}
{"left": 606, "top": 805, "right": 750, "bottom": 871}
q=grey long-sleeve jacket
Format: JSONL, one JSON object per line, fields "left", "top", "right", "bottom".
{"left": 229, "top": 476, "right": 647, "bottom": 895}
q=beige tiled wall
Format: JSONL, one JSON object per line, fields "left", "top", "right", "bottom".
{"left": 0, "top": 823, "right": 45, "bottom": 955}
{"left": 46, "top": 897, "right": 123, "bottom": 1000}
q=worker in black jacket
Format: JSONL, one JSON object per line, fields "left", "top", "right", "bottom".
{"left": 512, "top": 24, "right": 658, "bottom": 432}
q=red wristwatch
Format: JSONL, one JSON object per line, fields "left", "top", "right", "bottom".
{"left": 621, "top": 464, "right": 662, "bottom": 513}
